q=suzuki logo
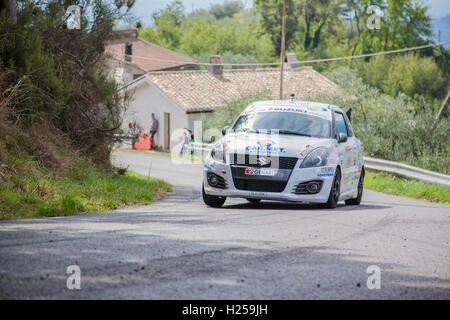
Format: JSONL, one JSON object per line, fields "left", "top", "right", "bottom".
{"left": 257, "top": 157, "right": 270, "bottom": 166}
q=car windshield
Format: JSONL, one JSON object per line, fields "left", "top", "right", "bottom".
{"left": 232, "top": 111, "right": 331, "bottom": 138}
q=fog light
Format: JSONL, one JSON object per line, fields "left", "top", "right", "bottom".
{"left": 306, "top": 182, "right": 320, "bottom": 193}
{"left": 208, "top": 174, "right": 219, "bottom": 187}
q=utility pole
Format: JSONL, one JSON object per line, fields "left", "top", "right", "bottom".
{"left": 432, "top": 89, "right": 450, "bottom": 129}
{"left": 279, "top": 0, "right": 287, "bottom": 99}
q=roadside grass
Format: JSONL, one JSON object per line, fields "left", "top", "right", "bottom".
{"left": 0, "top": 152, "right": 172, "bottom": 220}
{"left": 365, "top": 170, "right": 450, "bottom": 203}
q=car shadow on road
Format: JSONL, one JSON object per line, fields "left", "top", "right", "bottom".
{"left": 222, "top": 201, "right": 391, "bottom": 211}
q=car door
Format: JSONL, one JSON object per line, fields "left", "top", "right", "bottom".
{"left": 333, "top": 111, "right": 354, "bottom": 194}
{"left": 342, "top": 112, "right": 360, "bottom": 193}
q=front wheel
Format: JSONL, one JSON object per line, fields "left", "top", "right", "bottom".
{"left": 345, "top": 169, "right": 364, "bottom": 205}
{"left": 322, "top": 167, "right": 341, "bottom": 209}
{"left": 202, "top": 183, "right": 226, "bottom": 208}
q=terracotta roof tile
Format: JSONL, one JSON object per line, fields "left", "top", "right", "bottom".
{"left": 106, "top": 37, "right": 196, "bottom": 72}
{"left": 144, "top": 67, "right": 339, "bottom": 112}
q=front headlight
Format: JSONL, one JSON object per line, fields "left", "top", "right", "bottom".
{"left": 210, "top": 142, "right": 225, "bottom": 163}
{"left": 300, "top": 147, "right": 331, "bottom": 168}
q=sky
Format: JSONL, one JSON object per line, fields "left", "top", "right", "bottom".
{"left": 128, "top": 0, "right": 252, "bottom": 26}
{"left": 125, "top": 0, "right": 450, "bottom": 44}
{"left": 128, "top": 0, "right": 450, "bottom": 25}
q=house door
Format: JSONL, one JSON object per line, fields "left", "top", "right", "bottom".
{"left": 164, "top": 112, "right": 170, "bottom": 150}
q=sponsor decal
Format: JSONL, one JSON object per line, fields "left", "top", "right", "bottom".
{"left": 299, "top": 145, "right": 315, "bottom": 158}
{"left": 347, "top": 155, "right": 352, "bottom": 167}
{"left": 245, "top": 168, "right": 277, "bottom": 176}
{"left": 331, "top": 144, "right": 343, "bottom": 157}
{"left": 357, "top": 163, "right": 363, "bottom": 173}
{"left": 245, "top": 140, "right": 286, "bottom": 153}
{"left": 272, "top": 107, "right": 308, "bottom": 114}
{"left": 242, "top": 104, "right": 331, "bottom": 119}
{"left": 345, "top": 145, "right": 352, "bottom": 153}
{"left": 204, "top": 164, "right": 212, "bottom": 170}
{"left": 297, "top": 194, "right": 317, "bottom": 199}
{"left": 318, "top": 166, "right": 334, "bottom": 177}
{"left": 249, "top": 191, "right": 266, "bottom": 196}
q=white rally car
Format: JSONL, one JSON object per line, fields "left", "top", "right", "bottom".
{"left": 202, "top": 99, "right": 365, "bottom": 209}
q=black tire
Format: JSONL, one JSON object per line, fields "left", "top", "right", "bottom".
{"left": 246, "top": 198, "right": 261, "bottom": 204}
{"left": 322, "top": 167, "right": 341, "bottom": 209}
{"left": 345, "top": 169, "right": 364, "bottom": 205}
{"left": 202, "top": 183, "right": 226, "bottom": 208}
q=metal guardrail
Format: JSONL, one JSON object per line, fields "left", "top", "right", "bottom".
{"left": 363, "top": 157, "right": 450, "bottom": 187}
{"left": 191, "top": 142, "right": 450, "bottom": 186}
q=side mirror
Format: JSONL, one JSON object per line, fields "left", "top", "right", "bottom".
{"left": 222, "top": 126, "right": 231, "bottom": 136}
{"left": 337, "top": 132, "right": 348, "bottom": 143}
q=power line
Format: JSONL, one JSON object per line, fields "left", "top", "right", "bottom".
{"left": 292, "top": 42, "right": 450, "bottom": 64}
{"left": 107, "top": 41, "right": 450, "bottom": 67}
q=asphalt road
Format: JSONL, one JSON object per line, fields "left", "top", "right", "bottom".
{"left": 0, "top": 150, "right": 449, "bottom": 299}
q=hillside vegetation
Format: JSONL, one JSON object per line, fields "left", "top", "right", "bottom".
{"left": 0, "top": 1, "right": 171, "bottom": 219}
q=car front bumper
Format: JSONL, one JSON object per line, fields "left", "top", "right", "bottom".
{"left": 203, "top": 161, "right": 336, "bottom": 204}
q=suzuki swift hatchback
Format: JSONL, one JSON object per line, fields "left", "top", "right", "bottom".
{"left": 202, "top": 99, "right": 364, "bottom": 209}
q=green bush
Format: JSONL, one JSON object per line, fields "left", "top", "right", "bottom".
{"left": 355, "top": 54, "right": 447, "bottom": 103}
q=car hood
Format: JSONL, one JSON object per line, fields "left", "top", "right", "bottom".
{"left": 222, "top": 132, "right": 334, "bottom": 158}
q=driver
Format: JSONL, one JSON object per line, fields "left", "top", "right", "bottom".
{"left": 284, "top": 113, "right": 298, "bottom": 131}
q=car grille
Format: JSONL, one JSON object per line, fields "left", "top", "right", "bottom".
{"left": 233, "top": 178, "right": 287, "bottom": 192}
{"left": 230, "top": 154, "right": 298, "bottom": 169}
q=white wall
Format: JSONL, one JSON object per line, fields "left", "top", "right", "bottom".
{"left": 123, "top": 81, "right": 189, "bottom": 151}
{"left": 187, "top": 112, "right": 215, "bottom": 142}
{"left": 106, "top": 58, "right": 143, "bottom": 86}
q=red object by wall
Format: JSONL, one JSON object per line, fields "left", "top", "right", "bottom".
{"left": 132, "top": 132, "right": 151, "bottom": 150}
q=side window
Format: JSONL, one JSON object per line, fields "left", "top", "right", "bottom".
{"left": 343, "top": 112, "right": 353, "bottom": 137}
{"left": 334, "top": 112, "right": 349, "bottom": 136}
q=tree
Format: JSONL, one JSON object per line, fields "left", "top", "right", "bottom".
{"left": 342, "top": 0, "right": 432, "bottom": 54}
{"left": 210, "top": 1, "right": 244, "bottom": 20}
{"left": 254, "top": 0, "right": 300, "bottom": 55}
{"left": 141, "top": 1, "right": 184, "bottom": 50}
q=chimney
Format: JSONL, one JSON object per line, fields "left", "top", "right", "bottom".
{"left": 125, "top": 42, "right": 132, "bottom": 62}
{"left": 286, "top": 53, "right": 299, "bottom": 68}
{"left": 208, "top": 55, "right": 223, "bottom": 76}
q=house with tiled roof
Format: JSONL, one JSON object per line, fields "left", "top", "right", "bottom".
{"left": 119, "top": 60, "right": 339, "bottom": 151}
{"left": 105, "top": 29, "right": 196, "bottom": 85}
